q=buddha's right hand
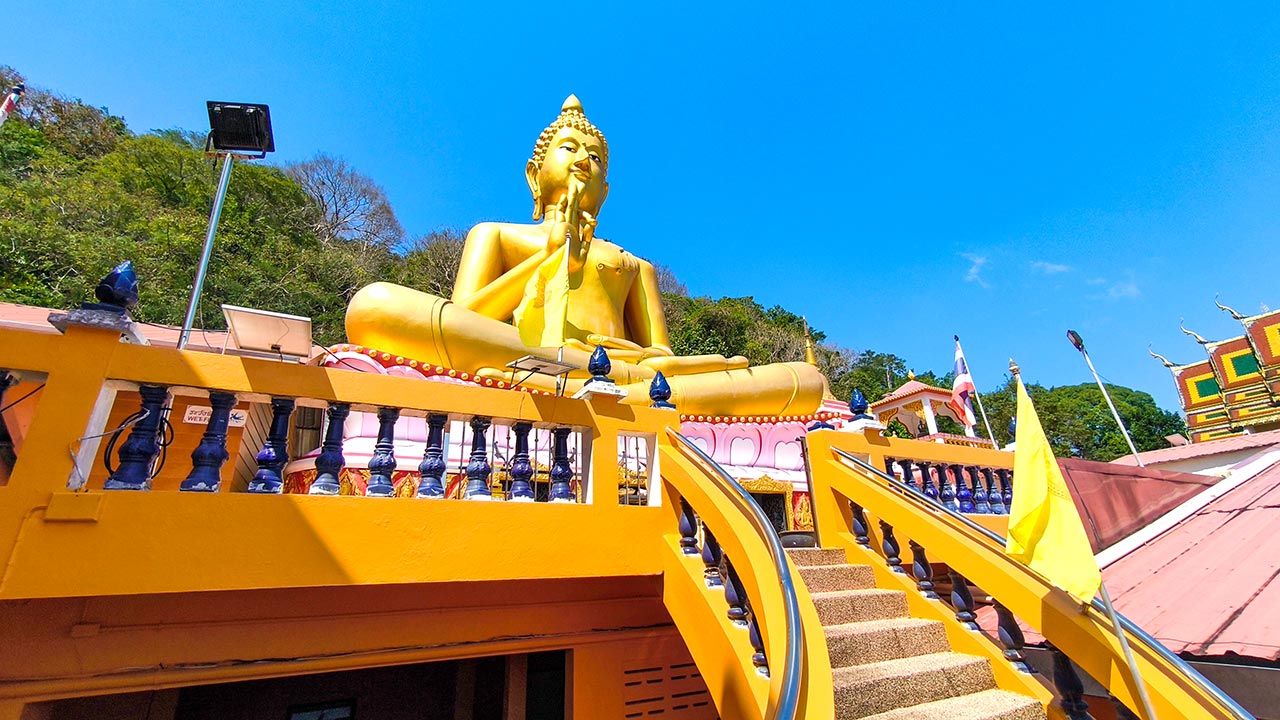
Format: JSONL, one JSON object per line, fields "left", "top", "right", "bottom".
{"left": 640, "top": 354, "right": 751, "bottom": 375}
{"left": 546, "top": 178, "right": 596, "bottom": 272}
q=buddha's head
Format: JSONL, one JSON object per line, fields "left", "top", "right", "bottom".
{"left": 527, "top": 95, "right": 610, "bottom": 220}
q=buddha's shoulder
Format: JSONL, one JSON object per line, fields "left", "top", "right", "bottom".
{"left": 466, "top": 221, "right": 544, "bottom": 243}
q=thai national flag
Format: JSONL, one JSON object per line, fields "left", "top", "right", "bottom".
{"left": 0, "top": 84, "right": 24, "bottom": 128}
{"left": 948, "top": 337, "right": 978, "bottom": 428}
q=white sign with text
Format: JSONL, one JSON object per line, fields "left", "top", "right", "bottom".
{"left": 182, "top": 405, "right": 248, "bottom": 427}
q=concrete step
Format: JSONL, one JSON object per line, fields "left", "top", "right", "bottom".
{"left": 786, "top": 548, "right": 849, "bottom": 566}
{"left": 797, "top": 563, "right": 877, "bottom": 593}
{"left": 833, "top": 652, "right": 996, "bottom": 719}
{"left": 825, "top": 617, "right": 950, "bottom": 668}
{"left": 812, "top": 588, "right": 909, "bottom": 625}
{"left": 858, "top": 688, "right": 1045, "bottom": 720}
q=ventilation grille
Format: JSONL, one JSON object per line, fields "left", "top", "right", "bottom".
{"left": 622, "top": 661, "right": 716, "bottom": 718}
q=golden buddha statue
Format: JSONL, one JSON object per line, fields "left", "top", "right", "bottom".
{"left": 345, "top": 96, "right": 825, "bottom": 416}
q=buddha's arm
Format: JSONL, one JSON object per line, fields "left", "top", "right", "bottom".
{"left": 451, "top": 224, "right": 549, "bottom": 320}
{"left": 625, "top": 262, "right": 748, "bottom": 373}
{"left": 624, "top": 261, "right": 675, "bottom": 355}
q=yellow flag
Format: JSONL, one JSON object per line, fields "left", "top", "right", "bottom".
{"left": 1005, "top": 376, "right": 1102, "bottom": 604}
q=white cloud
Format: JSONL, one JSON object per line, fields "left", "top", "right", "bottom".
{"left": 1031, "top": 260, "right": 1071, "bottom": 274}
{"left": 962, "top": 253, "right": 989, "bottom": 288}
{"left": 1085, "top": 277, "right": 1107, "bottom": 286}
{"left": 1108, "top": 279, "right": 1140, "bottom": 298}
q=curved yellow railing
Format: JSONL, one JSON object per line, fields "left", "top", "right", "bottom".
{"left": 658, "top": 429, "right": 834, "bottom": 720}
{"left": 806, "top": 429, "right": 1252, "bottom": 720}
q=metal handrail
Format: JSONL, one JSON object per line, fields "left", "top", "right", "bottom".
{"left": 668, "top": 429, "right": 803, "bottom": 720}
{"left": 831, "top": 447, "right": 1254, "bottom": 720}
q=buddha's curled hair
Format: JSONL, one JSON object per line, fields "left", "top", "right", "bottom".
{"left": 530, "top": 94, "right": 609, "bottom": 169}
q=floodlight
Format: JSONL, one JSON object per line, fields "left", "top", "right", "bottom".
{"left": 221, "top": 304, "right": 312, "bottom": 360}
{"left": 179, "top": 101, "right": 276, "bottom": 351}
{"left": 206, "top": 101, "right": 274, "bottom": 157}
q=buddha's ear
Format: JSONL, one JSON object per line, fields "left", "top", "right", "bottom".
{"left": 526, "top": 160, "right": 542, "bottom": 221}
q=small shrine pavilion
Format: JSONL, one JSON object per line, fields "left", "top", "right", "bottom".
{"left": 869, "top": 375, "right": 996, "bottom": 448}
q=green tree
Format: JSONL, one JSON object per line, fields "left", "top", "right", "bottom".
{"left": 979, "top": 377, "right": 1185, "bottom": 461}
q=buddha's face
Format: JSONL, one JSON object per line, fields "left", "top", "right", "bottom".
{"left": 529, "top": 126, "right": 608, "bottom": 215}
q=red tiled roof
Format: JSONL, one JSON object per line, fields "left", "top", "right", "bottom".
{"left": 1101, "top": 459, "right": 1280, "bottom": 660}
{"left": 1111, "top": 428, "right": 1280, "bottom": 466}
{"left": 1059, "top": 459, "right": 1219, "bottom": 552}
{"left": 0, "top": 301, "right": 299, "bottom": 355}
{"left": 871, "top": 380, "right": 951, "bottom": 407}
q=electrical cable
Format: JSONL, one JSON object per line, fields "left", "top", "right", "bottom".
{"left": 101, "top": 408, "right": 176, "bottom": 478}
{"left": 1, "top": 383, "right": 44, "bottom": 413}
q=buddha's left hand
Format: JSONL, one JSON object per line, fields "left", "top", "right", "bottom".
{"left": 565, "top": 335, "right": 673, "bottom": 361}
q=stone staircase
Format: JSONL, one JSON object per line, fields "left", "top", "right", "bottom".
{"left": 788, "top": 548, "right": 1044, "bottom": 720}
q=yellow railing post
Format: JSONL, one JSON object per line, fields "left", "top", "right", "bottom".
{"left": 5, "top": 325, "right": 123, "bottom": 494}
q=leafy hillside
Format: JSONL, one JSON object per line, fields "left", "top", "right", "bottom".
{"left": 0, "top": 66, "right": 1184, "bottom": 459}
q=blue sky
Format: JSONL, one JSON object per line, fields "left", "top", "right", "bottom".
{"left": 8, "top": 2, "right": 1280, "bottom": 413}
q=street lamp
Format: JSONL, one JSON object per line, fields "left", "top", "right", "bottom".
{"left": 177, "top": 102, "right": 275, "bottom": 350}
{"left": 1066, "top": 330, "right": 1145, "bottom": 467}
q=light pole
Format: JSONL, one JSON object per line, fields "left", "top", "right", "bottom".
{"left": 178, "top": 102, "right": 275, "bottom": 350}
{"left": 1067, "top": 330, "right": 1145, "bottom": 467}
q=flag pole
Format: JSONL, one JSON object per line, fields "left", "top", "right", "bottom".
{"left": 1009, "top": 358, "right": 1155, "bottom": 719}
{"left": 956, "top": 335, "right": 1000, "bottom": 449}
{"left": 1098, "top": 581, "right": 1158, "bottom": 719}
{"left": 1066, "top": 330, "right": 1144, "bottom": 467}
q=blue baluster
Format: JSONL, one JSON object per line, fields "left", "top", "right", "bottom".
{"left": 247, "top": 397, "right": 294, "bottom": 494}
{"left": 850, "top": 502, "right": 871, "bottom": 547}
{"left": 678, "top": 499, "right": 699, "bottom": 555}
{"left": 948, "top": 570, "right": 979, "bottom": 630}
{"left": 897, "top": 459, "right": 918, "bottom": 492}
{"left": 998, "top": 468, "right": 1014, "bottom": 512}
{"left": 701, "top": 523, "right": 723, "bottom": 587}
{"left": 364, "top": 407, "right": 401, "bottom": 497}
{"left": 918, "top": 462, "right": 939, "bottom": 500}
{"left": 994, "top": 600, "right": 1034, "bottom": 673}
{"left": 723, "top": 556, "right": 749, "bottom": 627}
{"left": 649, "top": 371, "right": 675, "bottom": 409}
{"left": 181, "top": 391, "right": 237, "bottom": 492}
{"left": 309, "top": 402, "right": 350, "bottom": 495}
{"left": 954, "top": 463, "right": 975, "bottom": 513}
{"left": 937, "top": 463, "right": 958, "bottom": 510}
{"left": 416, "top": 414, "right": 448, "bottom": 498}
{"left": 748, "top": 612, "right": 769, "bottom": 676}
{"left": 921, "top": 458, "right": 942, "bottom": 499}
{"left": 548, "top": 427, "right": 574, "bottom": 503}
{"left": 879, "top": 520, "right": 905, "bottom": 574}
{"left": 970, "top": 466, "right": 991, "bottom": 514}
{"left": 908, "top": 540, "right": 938, "bottom": 599}
{"left": 1049, "top": 643, "right": 1092, "bottom": 719}
{"left": 105, "top": 384, "right": 170, "bottom": 490}
{"left": 507, "top": 421, "right": 535, "bottom": 502}
{"left": 983, "top": 468, "right": 1005, "bottom": 515}
{"left": 462, "top": 416, "right": 494, "bottom": 500}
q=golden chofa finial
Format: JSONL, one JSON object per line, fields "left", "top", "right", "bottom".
{"left": 1179, "top": 319, "right": 1210, "bottom": 345}
{"left": 1008, "top": 358, "right": 1021, "bottom": 377}
{"left": 1148, "top": 345, "right": 1176, "bottom": 369}
{"left": 1215, "top": 294, "right": 1246, "bottom": 320}
{"left": 907, "top": 370, "right": 916, "bottom": 381}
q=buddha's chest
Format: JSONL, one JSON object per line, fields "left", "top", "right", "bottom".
{"left": 583, "top": 242, "right": 639, "bottom": 288}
